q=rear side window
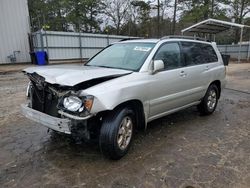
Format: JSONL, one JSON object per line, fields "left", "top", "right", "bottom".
{"left": 181, "top": 42, "right": 218, "bottom": 66}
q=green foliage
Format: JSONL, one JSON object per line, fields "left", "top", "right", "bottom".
{"left": 131, "top": 1, "right": 151, "bottom": 37}
{"left": 28, "top": 0, "right": 103, "bottom": 32}
{"left": 179, "top": 0, "right": 229, "bottom": 24}
{"left": 28, "top": 0, "right": 250, "bottom": 43}
{"left": 66, "top": 0, "right": 103, "bottom": 32}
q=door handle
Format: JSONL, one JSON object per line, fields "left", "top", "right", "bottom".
{"left": 205, "top": 66, "right": 209, "bottom": 71}
{"left": 179, "top": 71, "right": 187, "bottom": 77}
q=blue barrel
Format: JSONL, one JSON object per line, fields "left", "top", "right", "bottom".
{"left": 35, "top": 51, "right": 47, "bottom": 65}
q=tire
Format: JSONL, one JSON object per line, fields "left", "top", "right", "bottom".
{"left": 99, "top": 107, "right": 135, "bottom": 160}
{"left": 198, "top": 84, "right": 219, "bottom": 115}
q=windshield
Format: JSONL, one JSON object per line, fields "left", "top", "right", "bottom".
{"left": 86, "top": 42, "right": 156, "bottom": 71}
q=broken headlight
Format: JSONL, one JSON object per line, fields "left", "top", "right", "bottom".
{"left": 59, "top": 95, "right": 94, "bottom": 114}
{"left": 63, "top": 96, "right": 82, "bottom": 112}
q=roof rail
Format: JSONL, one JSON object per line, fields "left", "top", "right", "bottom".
{"left": 160, "top": 35, "right": 210, "bottom": 42}
{"left": 119, "top": 37, "right": 142, "bottom": 42}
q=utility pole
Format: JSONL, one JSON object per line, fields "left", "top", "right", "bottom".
{"left": 157, "top": 0, "right": 160, "bottom": 38}
{"left": 172, "top": 0, "right": 177, "bottom": 35}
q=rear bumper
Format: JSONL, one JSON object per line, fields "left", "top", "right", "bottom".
{"left": 21, "top": 104, "right": 71, "bottom": 134}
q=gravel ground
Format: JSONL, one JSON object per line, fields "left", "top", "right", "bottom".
{"left": 0, "top": 63, "right": 249, "bottom": 188}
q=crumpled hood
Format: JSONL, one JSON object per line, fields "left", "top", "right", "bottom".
{"left": 23, "top": 65, "right": 132, "bottom": 86}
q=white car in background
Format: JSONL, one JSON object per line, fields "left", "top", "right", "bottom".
{"left": 21, "top": 36, "right": 226, "bottom": 159}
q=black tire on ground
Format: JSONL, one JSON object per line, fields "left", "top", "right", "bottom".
{"left": 99, "top": 106, "right": 135, "bottom": 160}
{"left": 198, "top": 84, "right": 219, "bottom": 115}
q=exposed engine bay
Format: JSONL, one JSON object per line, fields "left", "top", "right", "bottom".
{"left": 25, "top": 72, "right": 128, "bottom": 141}
{"left": 26, "top": 72, "right": 127, "bottom": 117}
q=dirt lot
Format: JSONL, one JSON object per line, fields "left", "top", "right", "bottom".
{"left": 0, "top": 63, "right": 250, "bottom": 188}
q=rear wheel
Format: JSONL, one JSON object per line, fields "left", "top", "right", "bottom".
{"left": 198, "top": 84, "right": 219, "bottom": 115}
{"left": 99, "top": 107, "right": 134, "bottom": 160}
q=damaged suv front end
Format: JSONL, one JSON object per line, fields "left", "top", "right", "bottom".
{"left": 21, "top": 64, "right": 133, "bottom": 140}
{"left": 22, "top": 72, "right": 94, "bottom": 132}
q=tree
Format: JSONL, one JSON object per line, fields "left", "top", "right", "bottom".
{"left": 46, "top": 0, "right": 68, "bottom": 31}
{"left": 28, "top": 0, "right": 48, "bottom": 31}
{"left": 103, "top": 0, "right": 130, "bottom": 34}
{"left": 28, "top": 0, "right": 103, "bottom": 32}
{"left": 28, "top": 0, "right": 250, "bottom": 41}
{"left": 227, "top": 0, "right": 250, "bottom": 42}
{"left": 129, "top": 1, "right": 151, "bottom": 37}
{"left": 66, "top": 0, "right": 103, "bottom": 32}
{"left": 28, "top": 0, "right": 69, "bottom": 31}
{"left": 179, "top": 0, "right": 228, "bottom": 24}
{"left": 228, "top": 0, "right": 250, "bottom": 24}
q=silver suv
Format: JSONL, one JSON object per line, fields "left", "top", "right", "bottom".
{"left": 21, "top": 36, "right": 226, "bottom": 159}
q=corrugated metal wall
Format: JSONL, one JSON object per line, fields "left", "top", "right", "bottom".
{"left": 32, "top": 31, "right": 137, "bottom": 61}
{"left": 32, "top": 31, "right": 250, "bottom": 61}
{"left": 0, "top": 0, "right": 31, "bottom": 64}
{"left": 217, "top": 44, "right": 250, "bottom": 60}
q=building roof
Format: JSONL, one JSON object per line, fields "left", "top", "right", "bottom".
{"left": 181, "top": 18, "right": 250, "bottom": 34}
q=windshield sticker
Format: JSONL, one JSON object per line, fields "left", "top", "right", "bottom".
{"left": 133, "top": 46, "right": 152, "bottom": 52}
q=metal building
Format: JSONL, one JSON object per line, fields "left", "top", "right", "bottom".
{"left": 0, "top": 0, "right": 31, "bottom": 64}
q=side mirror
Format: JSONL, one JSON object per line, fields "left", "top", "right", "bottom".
{"left": 152, "top": 60, "right": 164, "bottom": 73}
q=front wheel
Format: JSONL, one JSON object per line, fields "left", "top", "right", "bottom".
{"left": 99, "top": 107, "right": 134, "bottom": 160}
{"left": 198, "top": 84, "right": 219, "bottom": 115}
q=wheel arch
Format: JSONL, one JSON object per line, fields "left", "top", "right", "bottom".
{"left": 210, "top": 80, "right": 221, "bottom": 98}
{"left": 112, "top": 99, "right": 146, "bottom": 130}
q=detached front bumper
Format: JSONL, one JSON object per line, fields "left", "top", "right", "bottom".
{"left": 21, "top": 104, "right": 72, "bottom": 134}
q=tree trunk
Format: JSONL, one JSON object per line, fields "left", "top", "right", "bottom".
{"left": 211, "top": 0, "right": 214, "bottom": 18}
{"left": 172, "top": 0, "right": 177, "bottom": 35}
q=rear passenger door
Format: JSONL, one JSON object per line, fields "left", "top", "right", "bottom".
{"left": 180, "top": 41, "right": 219, "bottom": 101}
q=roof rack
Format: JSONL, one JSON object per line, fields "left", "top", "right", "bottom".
{"left": 119, "top": 37, "right": 142, "bottom": 42}
{"left": 160, "top": 35, "right": 210, "bottom": 42}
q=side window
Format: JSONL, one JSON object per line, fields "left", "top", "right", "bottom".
{"left": 181, "top": 42, "right": 218, "bottom": 66}
{"left": 154, "top": 43, "right": 182, "bottom": 70}
{"left": 181, "top": 42, "right": 203, "bottom": 66}
{"left": 201, "top": 44, "right": 218, "bottom": 63}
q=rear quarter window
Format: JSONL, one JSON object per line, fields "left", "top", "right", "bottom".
{"left": 181, "top": 42, "right": 218, "bottom": 66}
